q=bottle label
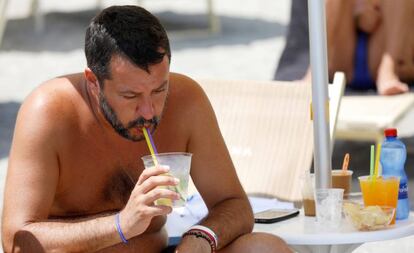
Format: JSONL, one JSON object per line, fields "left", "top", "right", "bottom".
{"left": 399, "top": 182, "right": 408, "bottom": 199}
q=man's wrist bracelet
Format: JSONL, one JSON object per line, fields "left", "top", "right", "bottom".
{"left": 115, "top": 213, "right": 128, "bottom": 244}
{"left": 182, "top": 230, "right": 216, "bottom": 252}
{"left": 190, "top": 225, "right": 218, "bottom": 247}
{"left": 182, "top": 225, "right": 218, "bottom": 252}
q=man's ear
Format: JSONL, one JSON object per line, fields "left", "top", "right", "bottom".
{"left": 84, "top": 68, "right": 100, "bottom": 92}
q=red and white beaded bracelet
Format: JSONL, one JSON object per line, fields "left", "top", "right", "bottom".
{"left": 182, "top": 225, "right": 218, "bottom": 252}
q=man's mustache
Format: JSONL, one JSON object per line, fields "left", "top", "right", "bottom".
{"left": 127, "top": 116, "right": 160, "bottom": 129}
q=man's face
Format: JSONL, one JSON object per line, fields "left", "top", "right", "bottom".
{"left": 98, "top": 55, "right": 170, "bottom": 142}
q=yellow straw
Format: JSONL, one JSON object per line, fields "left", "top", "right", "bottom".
{"left": 374, "top": 143, "right": 381, "bottom": 178}
{"left": 142, "top": 127, "right": 158, "bottom": 166}
{"left": 142, "top": 127, "right": 175, "bottom": 206}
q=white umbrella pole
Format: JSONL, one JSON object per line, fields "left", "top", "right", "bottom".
{"left": 308, "top": 0, "right": 331, "bottom": 189}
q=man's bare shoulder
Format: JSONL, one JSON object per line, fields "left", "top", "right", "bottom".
{"left": 15, "top": 73, "right": 86, "bottom": 144}
{"left": 21, "top": 74, "right": 84, "bottom": 123}
{"left": 167, "top": 73, "right": 217, "bottom": 129}
{"left": 169, "top": 73, "right": 209, "bottom": 106}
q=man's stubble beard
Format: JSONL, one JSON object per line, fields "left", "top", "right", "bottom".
{"left": 98, "top": 92, "right": 165, "bottom": 142}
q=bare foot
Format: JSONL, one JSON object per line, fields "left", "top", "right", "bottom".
{"left": 377, "top": 54, "right": 410, "bottom": 95}
{"left": 377, "top": 78, "right": 409, "bottom": 95}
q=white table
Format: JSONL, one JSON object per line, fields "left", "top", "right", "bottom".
{"left": 254, "top": 212, "right": 414, "bottom": 253}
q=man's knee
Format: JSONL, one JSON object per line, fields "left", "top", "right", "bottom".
{"left": 247, "top": 233, "right": 292, "bottom": 253}
{"left": 220, "top": 232, "right": 293, "bottom": 253}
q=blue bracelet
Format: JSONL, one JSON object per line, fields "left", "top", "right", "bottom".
{"left": 115, "top": 213, "right": 128, "bottom": 244}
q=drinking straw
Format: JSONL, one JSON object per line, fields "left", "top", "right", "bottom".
{"left": 370, "top": 145, "right": 375, "bottom": 179}
{"left": 142, "top": 127, "right": 185, "bottom": 203}
{"left": 147, "top": 129, "right": 158, "bottom": 154}
{"left": 142, "top": 127, "right": 158, "bottom": 166}
{"left": 374, "top": 143, "right": 382, "bottom": 178}
{"left": 341, "top": 153, "right": 350, "bottom": 172}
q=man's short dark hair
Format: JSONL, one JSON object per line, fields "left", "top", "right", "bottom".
{"left": 85, "top": 5, "right": 171, "bottom": 86}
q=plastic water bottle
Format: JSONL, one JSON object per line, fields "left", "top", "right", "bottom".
{"left": 380, "top": 128, "right": 410, "bottom": 220}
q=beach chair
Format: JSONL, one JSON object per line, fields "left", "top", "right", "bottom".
{"left": 193, "top": 72, "right": 345, "bottom": 203}
{"left": 336, "top": 93, "right": 414, "bottom": 147}
{"left": 166, "top": 73, "right": 345, "bottom": 246}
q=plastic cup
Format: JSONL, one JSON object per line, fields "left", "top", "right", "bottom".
{"left": 332, "top": 170, "right": 353, "bottom": 197}
{"left": 302, "top": 170, "right": 352, "bottom": 216}
{"left": 141, "top": 152, "right": 192, "bottom": 208}
{"left": 359, "top": 175, "right": 400, "bottom": 224}
{"left": 315, "top": 188, "right": 344, "bottom": 228}
{"left": 302, "top": 173, "right": 316, "bottom": 216}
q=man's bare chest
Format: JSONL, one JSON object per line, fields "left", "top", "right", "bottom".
{"left": 50, "top": 125, "right": 188, "bottom": 217}
{"left": 50, "top": 132, "right": 148, "bottom": 216}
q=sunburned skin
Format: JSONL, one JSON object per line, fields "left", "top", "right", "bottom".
{"left": 47, "top": 75, "right": 174, "bottom": 219}
{"left": 4, "top": 69, "right": 194, "bottom": 251}
{"left": 2, "top": 5, "right": 292, "bottom": 252}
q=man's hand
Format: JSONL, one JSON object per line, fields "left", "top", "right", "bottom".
{"left": 119, "top": 166, "right": 180, "bottom": 239}
{"left": 175, "top": 234, "right": 212, "bottom": 253}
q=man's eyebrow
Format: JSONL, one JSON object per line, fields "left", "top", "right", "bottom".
{"left": 119, "top": 80, "right": 168, "bottom": 94}
{"left": 154, "top": 80, "right": 168, "bottom": 90}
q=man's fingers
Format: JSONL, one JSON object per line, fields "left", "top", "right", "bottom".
{"left": 146, "top": 204, "right": 173, "bottom": 217}
{"left": 137, "top": 165, "right": 170, "bottom": 185}
{"left": 144, "top": 188, "right": 180, "bottom": 205}
{"left": 139, "top": 175, "right": 179, "bottom": 194}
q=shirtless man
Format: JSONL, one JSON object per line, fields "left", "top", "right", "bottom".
{"left": 1, "top": 5, "right": 292, "bottom": 253}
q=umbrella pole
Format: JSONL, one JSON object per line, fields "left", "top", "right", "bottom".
{"left": 308, "top": 0, "right": 332, "bottom": 189}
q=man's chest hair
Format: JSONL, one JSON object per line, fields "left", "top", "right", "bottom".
{"left": 100, "top": 163, "right": 140, "bottom": 208}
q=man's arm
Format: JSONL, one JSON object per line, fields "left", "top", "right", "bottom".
{"left": 11, "top": 215, "right": 168, "bottom": 253}
{"left": 175, "top": 76, "right": 254, "bottom": 251}
{"left": 1, "top": 86, "right": 177, "bottom": 252}
{"left": 9, "top": 214, "right": 122, "bottom": 252}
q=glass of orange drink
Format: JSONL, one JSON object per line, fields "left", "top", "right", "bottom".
{"left": 358, "top": 176, "right": 400, "bottom": 224}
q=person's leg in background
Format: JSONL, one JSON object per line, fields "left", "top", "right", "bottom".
{"left": 368, "top": 0, "right": 414, "bottom": 95}
{"left": 301, "top": 0, "right": 357, "bottom": 84}
{"left": 324, "top": 0, "right": 357, "bottom": 83}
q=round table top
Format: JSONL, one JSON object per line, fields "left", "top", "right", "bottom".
{"left": 253, "top": 212, "right": 414, "bottom": 245}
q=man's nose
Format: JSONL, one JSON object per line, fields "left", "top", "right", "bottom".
{"left": 137, "top": 97, "right": 155, "bottom": 120}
